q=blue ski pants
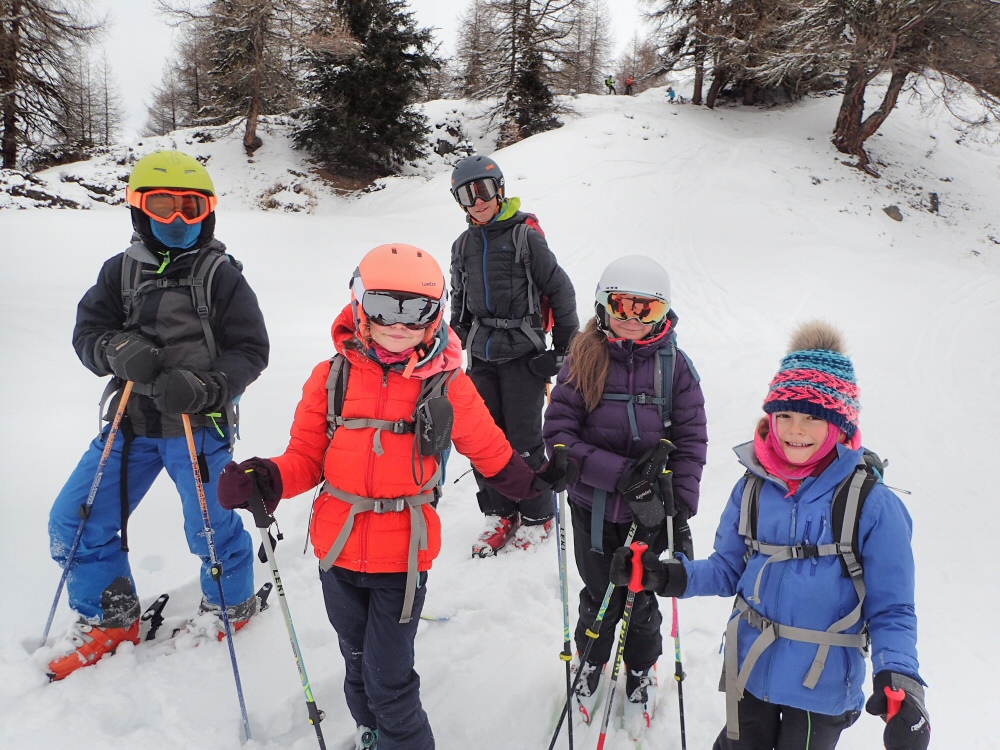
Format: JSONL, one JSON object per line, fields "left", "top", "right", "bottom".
{"left": 49, "top": 423, "right": 255, "bottom": 622}
{"left": 320, "top": 566, "right": 433, "bottom": 750}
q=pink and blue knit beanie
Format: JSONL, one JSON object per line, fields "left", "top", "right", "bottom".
{"left": 763, "top": 321, "right": 860, "bottom": 438}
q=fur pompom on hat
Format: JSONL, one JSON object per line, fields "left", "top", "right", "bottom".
{"left": 763, "top": 321, "right": 860, "bottom": 438}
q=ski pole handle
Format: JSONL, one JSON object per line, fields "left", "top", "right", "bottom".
{"left": 628, "top": 541, "right": 648, "bottom": 593}
{"left": 552, "top": 444, "right": 569, "bottom": 474}
{"left": 885, "top": 686, "right": 905, "bottom": 721}
{"left": 245, "top": 470, "right": 275, "bottom": 530}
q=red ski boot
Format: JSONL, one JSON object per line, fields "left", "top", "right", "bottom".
{"left": 47, "top": 618, "right": 141, "bottom": 681}
{"left": 472, "top": 515, "right": 519, "bottom": 557}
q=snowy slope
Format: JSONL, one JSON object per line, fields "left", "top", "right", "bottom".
{"left": 1, "top": 86, "right": 998, "bottom": 750}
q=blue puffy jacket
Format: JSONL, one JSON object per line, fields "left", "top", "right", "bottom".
{"left": 683, "top": 441, "right": 922, "bottom": 716}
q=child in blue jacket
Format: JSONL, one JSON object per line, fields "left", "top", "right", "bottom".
{"left": 612, "top": 320, "right": 930, "bottom": 750}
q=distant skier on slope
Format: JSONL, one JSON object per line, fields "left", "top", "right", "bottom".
{"left": 217, "top": 244, "right": 574, "bottom": 750}
{"left": 46, "top": 150, "right": 269, "bottom": 681}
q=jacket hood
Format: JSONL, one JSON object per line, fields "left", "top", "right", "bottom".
{"left": 331, "top": 304, "right": 463, "bottom": 381}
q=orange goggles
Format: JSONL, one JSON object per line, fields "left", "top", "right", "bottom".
{"left": 128, "top": 189, "right": 217, "bottom": 224}
{"left": 605, "top": 293, "right": 668, "bottom": 324}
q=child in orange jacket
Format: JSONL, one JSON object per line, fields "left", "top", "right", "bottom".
{"left": 218, "top": 244, "right": 571, "bottom": 750}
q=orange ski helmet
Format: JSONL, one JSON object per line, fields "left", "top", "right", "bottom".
{"left": 350, "top": 244, "right": 447, "bottom": 345}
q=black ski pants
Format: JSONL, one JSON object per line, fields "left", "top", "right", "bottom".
{"left": 570, "top": 504, "right": 664, "bottom": 671}
{"left": 712, "top": 691, "right": 860, "bottom": 750}
{"left": 468, "top": 353, "right": 553, "bottom": 524}
{"left": 320, "top": 566, "right": 434, "bottom": 750}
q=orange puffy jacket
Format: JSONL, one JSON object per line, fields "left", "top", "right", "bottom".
{"left": 271, "top": 305, "right": 516, "bottom": 574}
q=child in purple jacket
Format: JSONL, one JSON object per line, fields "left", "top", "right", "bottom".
{"left": 543, "top": 255, "right": 707, "bottom": 736}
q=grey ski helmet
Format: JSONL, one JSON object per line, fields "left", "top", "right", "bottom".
{"left": 595, "top": 255, "right": 672, "bottom": 332}
{"left": 450, "top": 155, "right": 504, "bottom": 201}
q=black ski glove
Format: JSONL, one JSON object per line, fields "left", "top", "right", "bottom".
{"left": 672, "top": 506, "right": 694, "bottom": 560}
{"left": 104, "top": 331, "right": 164, "bottom": 384}
{"left": 153, "top": 369, "right": 226, "bottom": 414}
{"left": 531, "top": 456, "right": 579, "bottom": 493}
{"left": 609, "top": 547, "right": 688, "bottom": 597}
{"left": 218, "top": 458, "right": 283, "bottom": 513}
{"left": 527, "top": 348, "right": 566, "bottom": 379}
{"left": 865, "top": 671, "right": 930, "bottom": 750}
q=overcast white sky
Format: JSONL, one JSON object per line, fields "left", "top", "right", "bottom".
{"left": 91, "top": 0, "right": 646, "bottom": 138}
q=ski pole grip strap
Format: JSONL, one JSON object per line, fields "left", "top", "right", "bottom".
{"left": 246, "top": 481, "right": 274, "bottom": 530}
{"left": 628, "top": 541, "right": 648, "bottom": 593}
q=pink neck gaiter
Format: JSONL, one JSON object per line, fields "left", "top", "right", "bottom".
{"left": 371, "top": 342, "right": 414, "bottom": 365}
{"left": 754, "top": 414, "right": 861, "bottom": 494}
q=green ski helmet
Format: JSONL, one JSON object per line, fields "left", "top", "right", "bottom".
{"left": 126, "top": 150, "right": 217, "bottom": 207}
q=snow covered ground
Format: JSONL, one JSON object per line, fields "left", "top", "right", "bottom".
{"left": 1, "top": 86, "right": 998, "bottom": 750}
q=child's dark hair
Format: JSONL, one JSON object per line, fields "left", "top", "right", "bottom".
{"left": 566, "top": 318, "right": 611, "bottom": 412}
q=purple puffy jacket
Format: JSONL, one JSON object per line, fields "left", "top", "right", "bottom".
{"left": 543, "top": 320, "right": 707, "bottom": 522}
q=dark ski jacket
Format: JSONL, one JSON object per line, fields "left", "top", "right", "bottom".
{"left": 73, "top": 235, "right": 269, "bottom": 437}
{"left": 449, "top": 198, "right": 578, "bottom": 363}
{"left": 543, "top": 316, "right": 707, "bottom": 522}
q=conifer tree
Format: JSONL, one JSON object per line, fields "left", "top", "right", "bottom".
{"left": 294, "top": 0, "right": 438, "bottom": 178}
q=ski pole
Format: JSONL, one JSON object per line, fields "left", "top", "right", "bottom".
{"left": 547, "top": 522, "right": 638, "bottom": 750}
{"left": 550, "top": 445, "right": 574, "bottom": 750}
{"left": 665, "top": 479, "right": 687, "bottom": 750}
{"left": 661, "top": 473, "right": 687, "bottom": 746}
{"left": 181, "top": 413, "right": 252, "bottom": 742}
{"left": 246, "top": 479, "right": 328, "bottom": 750}
{"left": 596, "top": 540, "right": 648, "bottom": 750}
{"left": 40, "top": 380, "right": 134, "bottom": 650}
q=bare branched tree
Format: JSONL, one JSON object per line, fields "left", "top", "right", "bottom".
{"left": 157, "top": 0, "right": 307, "bottom": 154}
{"left": 0, "top": 0, "right": 103, "bottom": 169}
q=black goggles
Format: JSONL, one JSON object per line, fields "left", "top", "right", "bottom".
{"left": 362, "top": 291, "right": 441, "bottom": 329}
{"left": 454, "top": 178, "right": 500, "bottom": 208}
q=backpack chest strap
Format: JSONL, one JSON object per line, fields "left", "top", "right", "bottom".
{"left": 329, "top": 416, "right": 415, "bottom": 454}
{"left": 318, "top": 472, "right": 439, "bottom": 624}
{"left": 601, "top": 392, "right": 666, "bottom": 442}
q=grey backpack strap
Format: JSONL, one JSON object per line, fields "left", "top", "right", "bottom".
{"left": 512, "top": 223, "right": 537, "bottom": 316}
{"left": 325, "top": 354, "right": 350, "bottom": 438}
{"left": 655, "top": 342, "right": 677, "bottom": 432}
{"left": 189, "top": 250, "right": 229, "bottom": 364}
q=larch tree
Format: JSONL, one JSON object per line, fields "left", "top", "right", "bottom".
{"left": 158, "top": 0, "right": 305, "bottom": 154}
{"left": 0, "top": 0, "right": 102, "bottom": 169}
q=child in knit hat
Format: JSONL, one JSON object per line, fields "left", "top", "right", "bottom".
{"left": 609, "top": 321, "right": 930, "bottom": 750}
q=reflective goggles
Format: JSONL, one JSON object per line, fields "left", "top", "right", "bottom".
{"left": 129, "top": 189, "right": 217, "bottom": 224}
{"left": 454, "top": 178, "right": 500, "bottom": 208}
{"left": 363, "top": 290, "right": 442, "bottom": 329}
{"left": 605, "top": 292, "right": 668, "bottom": 325}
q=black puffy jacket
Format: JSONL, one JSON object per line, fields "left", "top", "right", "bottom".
{"left": 73, "top": 235, "right": 269, "bottom": 438}
{"left": 449, "top": 200, "right": 578, "bottom": 363}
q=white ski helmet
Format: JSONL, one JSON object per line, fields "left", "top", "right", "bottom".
{"left": 594, "top": 255, "right": 672, "bottom": 332}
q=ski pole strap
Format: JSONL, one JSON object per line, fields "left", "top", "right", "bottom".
{"left": 723, "top": 594, "right": 868, "bottom": 739}
{"left": 590, "top": 489, "right": 607, "bottom": 553}
{"left": 319, "top": 472, "right": 440, "bottom": 624}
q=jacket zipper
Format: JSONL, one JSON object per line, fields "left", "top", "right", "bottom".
{"left": 359, "top": 365, "right": 391, "bottom": 571}
{"left": 481, "top": 227, "right": 494, "bottom": 359}
{"left": 610, "top": 347, "right": 638, "bottom": 521}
